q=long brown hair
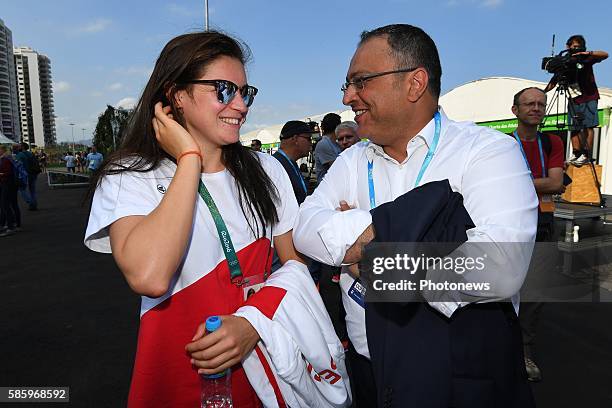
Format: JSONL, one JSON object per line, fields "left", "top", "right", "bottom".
{"left": 89, "top": 31, "right": 279, "bottom": 238}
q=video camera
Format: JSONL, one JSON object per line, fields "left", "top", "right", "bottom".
{"left": 541, "top": 47, "right": 587, "bottom": 81}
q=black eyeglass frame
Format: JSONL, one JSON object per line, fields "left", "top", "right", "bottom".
{"left": 341, "top": 67, "right": 419, "bottom": 93}
{"left": 179, "top": 79, "right": 259, "bottom": 107}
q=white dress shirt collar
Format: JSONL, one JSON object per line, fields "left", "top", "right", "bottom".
{"left": 365, "top": 108, "right": 446, "bottom": 165}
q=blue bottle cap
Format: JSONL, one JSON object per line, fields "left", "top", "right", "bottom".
{"left": 205, "top": 316, "right": 222, "bottom": 333}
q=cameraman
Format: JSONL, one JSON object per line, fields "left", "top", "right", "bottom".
{"left": 544, "top": 35, "right": 607, "bottom": 166}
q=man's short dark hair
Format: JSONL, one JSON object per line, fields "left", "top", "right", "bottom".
{"left": 321, "top": 113, "right": 342, "bottom": 134}
{"left": 566, "top": 35, "right": 586, "bottom": 48}
{"left": 21, "top": 142, "right": 29, "bottom": 150}
{"left": 251, "top": 139, "right": 262, "bottom": 146}
{"left": 513, "top": 87, "right": 546, "bottom": 107}
{"left": 359, "top": 24, "right": 442, "bottom": 98}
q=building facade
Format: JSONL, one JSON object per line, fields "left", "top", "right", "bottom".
{"left": 14, "top": 46, "right": 56, "bottom": 147}
{"left": 0, "top": 19, "right": 20, "bottom": 142}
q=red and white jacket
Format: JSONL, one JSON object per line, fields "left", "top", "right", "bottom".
{"left": 235, "top": 260, "right": 352, "bottom": 408}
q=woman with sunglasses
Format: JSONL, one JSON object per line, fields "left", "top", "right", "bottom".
{"left": 85, "top": 31, "right": 303, "bottom": 407}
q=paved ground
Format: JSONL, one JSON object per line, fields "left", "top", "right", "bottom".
{"left": 1, "top": 176, "right": 611, "bottom": 407}
{"left": 1, "top": 176, "right": 138, "bottom": 407}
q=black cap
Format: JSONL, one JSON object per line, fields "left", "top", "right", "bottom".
{"left": 280, "top": 120, "right": 315, "bottom": 139}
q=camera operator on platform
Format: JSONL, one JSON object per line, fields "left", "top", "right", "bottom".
{"left": 544, "top": 35, "right": 608, "bottom": 166}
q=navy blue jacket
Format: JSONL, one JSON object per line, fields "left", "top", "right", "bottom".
{"left": 272, "top": 151, "right": 308, "bottom": 205}
{"left": 365, "top": 180, "right": 534, "bottom": 408}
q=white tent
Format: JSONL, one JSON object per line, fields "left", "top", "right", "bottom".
{"left": 439, "top": 77, "right": 612, "bottom": 195}
{"left": 0, "top": 131, "right": 15, "bottom": 144}
{"left": 439, "top": 76, "right": 612, "bottom": 122}
{"left": 240, "top": 109, "right": 356, "bottom": 146}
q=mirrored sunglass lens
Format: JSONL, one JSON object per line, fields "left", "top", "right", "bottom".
{"left": 242, "top": 86, "right": 256, "bottom": 107}
{"left": 217, "top": 81, "right": 237, "bottom": 104}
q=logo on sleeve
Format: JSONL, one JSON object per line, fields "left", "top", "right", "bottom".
{"left": 157, "top": 184, "right": 167, "bottom": 194}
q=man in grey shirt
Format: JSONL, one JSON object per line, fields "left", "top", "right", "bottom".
{"left": 314, "top": 113, "right": 342, "bottom": 183}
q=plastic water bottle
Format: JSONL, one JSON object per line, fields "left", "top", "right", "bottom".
{"left": 200, "top": 316, "right": 233, "bottom": 408}
{"left": 573, "top": 225, "right": 580, "bottom": 243}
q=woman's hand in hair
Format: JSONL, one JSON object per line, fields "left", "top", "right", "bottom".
{"left": 186, "top": 315, "right": 260, "bottom": 375}
{"left": 152, "top": 102, "right": 200, "bottom": 159}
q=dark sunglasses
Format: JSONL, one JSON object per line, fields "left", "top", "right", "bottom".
{"left": 180, "top": 79, "right": 258, "bottom": 107}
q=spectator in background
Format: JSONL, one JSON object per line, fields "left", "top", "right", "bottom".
{"left": 250, "top": 138, "right": 262, "bottom": 152}
{"left": 63, "top": 152, "right": 76, "bottom": 173}
{"left": 336, "top": 121, "right": 360, "bottom": 151}
{"left": 75, "top": 152, "right": 84, "bottom": 173}
{"left": 0, "top": 144, "right": 20, "bottom": 236}
{"left": 38, "top": 150, "right": 48, "bottom": 173}
{"left": 15, "top": 142, "right": 39, "bottom": 210}
{"left": 273, "top": 120, "right": 315, "bottom": 205}
{"left": 511, "top": 87, "right": 565, "bottom": 382}
{"left": 86, "top": 146, "right": 104, "bottom": 173}
{"left": 314, "top": 112, "right": 342, "bottom": 183}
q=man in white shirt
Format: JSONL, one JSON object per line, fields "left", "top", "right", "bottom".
{"left": 294, "top": 24, "right": 537, "bottom": 407}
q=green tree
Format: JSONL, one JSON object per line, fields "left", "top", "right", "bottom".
{"left": 92, "top": 105, "right": 131, "bottom": 155}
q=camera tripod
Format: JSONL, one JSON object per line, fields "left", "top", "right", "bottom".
{"left": 544, "top": 81, "right": 605, "bottom": 207}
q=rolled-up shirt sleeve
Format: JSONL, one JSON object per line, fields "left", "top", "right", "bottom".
{"left": 294, "top": 154, "right": 372, "bottom": 266}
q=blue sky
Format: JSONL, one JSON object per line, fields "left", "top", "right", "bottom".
{"left": 2, "top": 0, "right": 611, "bottom": 143}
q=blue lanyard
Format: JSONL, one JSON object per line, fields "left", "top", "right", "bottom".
{"left": 513, "top": 131, "right": 546, "bottom": 179}
{"left": 277, "top": 148, "right": 307, "bottom": 193}
{"left": 367, "top": 111, "right": 441, "bottom": 209}
{"left": 367, "top": 160, "right": 376, "bottom": 209}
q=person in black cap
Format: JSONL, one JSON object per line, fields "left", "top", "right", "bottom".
{"left": 273, "top": 120, "right": 315, "bottom": 204}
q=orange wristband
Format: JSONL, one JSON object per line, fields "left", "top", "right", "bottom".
{"left": 177, "top": 150, "right": 202, "bottom": 163}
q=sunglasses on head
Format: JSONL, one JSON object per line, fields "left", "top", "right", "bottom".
{"left": 180, "top": 79, "right": 258, "bottom": 107}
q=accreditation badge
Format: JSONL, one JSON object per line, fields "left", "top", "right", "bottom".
{"left": 242, "top": 273, "right": 267, "bottom": 301}
{"left": 348, "top": 278, "right": 366, "bottom": 308}
{"left": 539, "top": 194, "right": 555, "bottom": 213}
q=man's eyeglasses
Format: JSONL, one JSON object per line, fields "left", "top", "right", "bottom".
{"left": 518, "top": 102, "right": 547, "bottom": 109}
{"left": 341, "top": 67, "right": 418, "bottom": 93}
{"left": 180, "top": 79, "right": 258, "bottom": 107}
